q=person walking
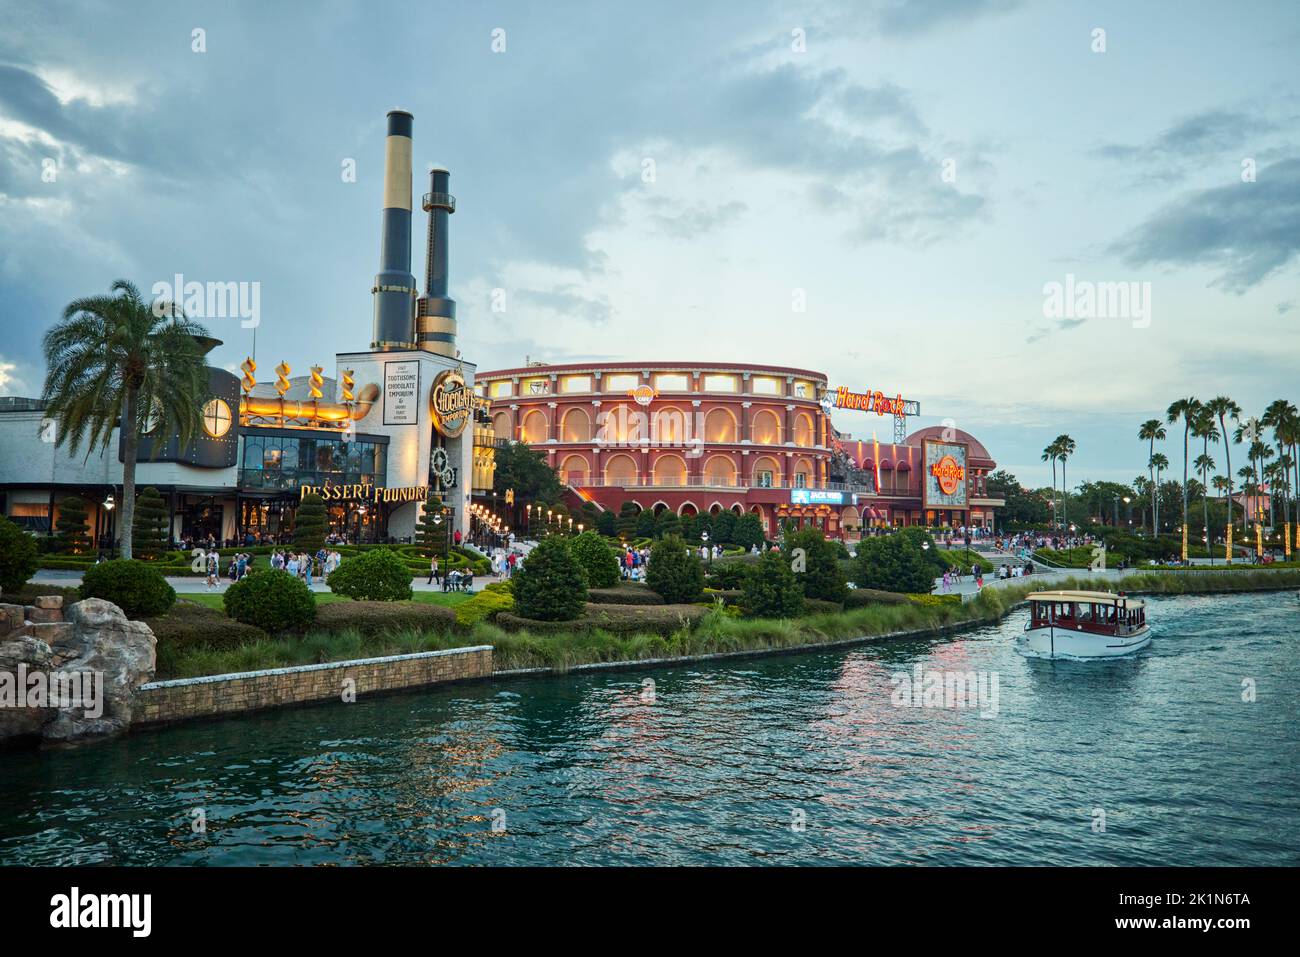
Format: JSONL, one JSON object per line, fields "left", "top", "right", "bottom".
{"left": 428, "top": 554, "right": 439, "bottom": 586}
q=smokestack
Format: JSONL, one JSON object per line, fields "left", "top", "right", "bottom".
{"left": 371, "top": 110, "right": 417, "bottom": 351}
{"left": 416, "top": 167, "right": 457, "bottom": 357}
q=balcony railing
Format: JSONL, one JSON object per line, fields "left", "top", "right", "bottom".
{"left": 561, "top": 476, "right": 876, "bottom": 492}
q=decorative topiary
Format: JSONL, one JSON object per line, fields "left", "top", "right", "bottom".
{"left": 415, "top": 494, "right": 450, "bottom": 558}
{"left": 326, "top": 547, "right": 414, "bottom": 601}
{"left": 734, "top": 513, "right": 766, "bottom": 551}
{"left": 512, "top": 536, "right": 587, "bottom": 621}
{"left": 739, "top": 549, "right": 805, "bottom": 618}
{"left": 712, "top": 510, "right": 737, "bottom": 545}
{"left": 54, "top": 495, "right": 91, "bottom": 554}
{"left": 645, "top": 534, "right": 705, "bottom": 604}
{"left": 854, "top": 533, "right": 936, "bottom": 594}
{"left": 131, "top": 486, "right": 169, "bottom": 560}
{"left": 596, "top": 509, "right": 616, "bottom": 536}
{"left": 0, "top": 516, "right": 39, "bottom": 594}
{"left": 785, "top": 527, "right": 849, "bottom": 603}
{"left": 615, "top": 501, "right": 640, "bottom": 540}
{"left": 294, "top": 492, "right": 327, "bottom": 554}
{"left": 568, "top": 530, "right": 620, "bottom": 589}
{"left": 635, "top": 508, "right": 656, "bottom": 538}
{"left": 79, "top": 558, "right": 176, "bottom": 618}
{"left": 224, "top": 568, "right": 316, "bottom": 632}
{"left": 655, "top": 509, "right": 681, "bottom": 539}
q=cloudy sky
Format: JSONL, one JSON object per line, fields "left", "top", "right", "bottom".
{"left": 1, "top": 0, "right": 1296, "bottom": 488}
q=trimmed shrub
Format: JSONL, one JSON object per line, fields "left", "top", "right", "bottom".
{"left": 701, "top": 588, "right": 743, "bottom": 606}
{"left": 513, "top": 536, "right": 588, "bottom": 622}
{"left": 854, "top": 534, "right": 936, "bottom": 594}
{"left": 314, "top": 600, "right": 456, "bottom": 637}
{"left": 569, "top": 531, "right": 620, "bottom": 589}
{"left": 740, "top": 550, "right": 805, "bottom": 618}
{"left": 54, "top": 496, "right": 91, "bottom": 554}
{"left": 646, "top": 535, "right": 705, "bottom": 604}
{"left": 79, "top": 558, "right": 176, "bottom": 618}
{"left": 455, "top": 587, "right": 515, "bottom": 628}
{"left": 843, "top": 588, "right": 909, "bottom": 608}
{"left": 803, "top": 597, "right": 844, "bottom": 615}
{"left": 655, "top": 510, "right": 681, "bottom": 539}
{"left": 713, "top": 510, "right": 737, "bottom": 545}
{"left": 0, "top": 516, "right": 39, "bottom": 595}
{"left": 734, "top": 513, "right": 765, "bottom": 551}
{"left": 294, "top": 492, "right": 327, "bottom": 554}
{"left": 497, "top": 603, "right": 707, "bottom": 637}
{"left": 635, "top": 509, "right": 656, "bottom": 538}
{"left": 596, "top": 510, "right": 617, "bottom": 536}
{"left": 224, "top": 569, "right": 316, "bottom": 633}
{"left": 147, "top": 602, "right": 269, "bottom": 652}
{"left": 786, "top": 528, "right": 849, "bottom": 603}
{"left": 327, "top": 548, "right": 414, "bottom": 602}
{"left": 587, "top": 585, "right": 665, "bottom": 605}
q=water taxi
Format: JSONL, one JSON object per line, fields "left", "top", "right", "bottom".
{"left": 1019, "top": 590, "right": 1150, "bottom": 659}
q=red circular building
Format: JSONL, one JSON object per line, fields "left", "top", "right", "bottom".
{"left": 475, "top": 361, "right": 1004, "bottom": 538}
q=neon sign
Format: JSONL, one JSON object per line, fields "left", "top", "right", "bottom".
{"left": 929, "top": 455, "right": 965, "bottom": 495}
{"left": 628, "top": 385, "right": 657, "bottom": 407}
{"left": 830, "top": 387, "right": 920, "bottom": 417}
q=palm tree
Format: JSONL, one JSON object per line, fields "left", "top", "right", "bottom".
{"left": 1054, "top": 434, "right": 1076, "bottom": 527}
{"left": 41, "top": 280, "right": 210, "bottom": 559}
{"left": 1132, "top": 475, "right": 1151, "bottom": 530}
{"left": 1250, "top": 441, "right": 1274, "bottom": 528}
{"left": 1204, "top": 397, "right": 1240, "bottom": 533}
{"left": 1150, "top": 453, "right": 1170, "bottom": 531}
{"left": 1041, "top": 440, "right": 1061, "bottom": 528}
{"left": 1238, "top": 464, "right": 1259, "bottom": 532}
{"left": 1193, "top": 452, "right": 1215, "bottom": 555}
{"left": 1263, "top": 400, "right": 1299, "bottom": 532}
{"left": 1138, "top": 418, "right": 1166, "bottom": 538}
{"left": 1167, "top": 397, "right": 1201, "bottom": 552}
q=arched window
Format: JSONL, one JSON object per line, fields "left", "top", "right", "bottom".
{"left": 521, "top": 409, "right": 548, "bottom": 444}
{"left": 652, "top": 454, "right": 687, "bottom": 486}
{"left": 705, "top": 407, "right": 738, "bottom": 443}
{"left": 604, "top": 453, "right": 638, "bottom": 485}
{"left": 751, "top": 409, "right": 781, "bottom": 445}
{"left": 561, "top": 407, "right": 592, "bottom": 443}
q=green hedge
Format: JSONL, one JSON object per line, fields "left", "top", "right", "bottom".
{"left": 844, "top": 588, "right": 909, "bottom": 607}
{"left": 313, "top": 601, "right": 456, "bottom": 637}
{"left": 327, "top": 548, "right": 414, "bottom": 601}
{"left": 587, "top": 585, "right": 665, "bottom": 605}
{"left": 148, "top": 603, "right": 270, "bottom": 652}
{"left": 497, "top": 602, "right": 707, "bottom": 637}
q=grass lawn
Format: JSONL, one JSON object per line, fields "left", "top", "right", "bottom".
{"left": 178, "top": 590, "right": 472, "bottom": 610}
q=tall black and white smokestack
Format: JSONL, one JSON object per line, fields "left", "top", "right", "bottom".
{"left": 370, "top": 110, "right": 417, "bottom": 351}
{"left": 416, "top": 167, "right": 456, "bottom": 357}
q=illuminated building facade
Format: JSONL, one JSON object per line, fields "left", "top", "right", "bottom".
{"left": 475, "top": 361, "right": 1005, "bottom": 538}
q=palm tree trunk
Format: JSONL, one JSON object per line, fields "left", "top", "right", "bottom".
{"left": 1182, "top": 425, "right": 1190, "bottom": 545}
{"left": 1218, "top": 414, "right": 1232, "bottom": 531}
{"left": 1148, "top": 437, "right": 1156, "bottom": 538}
{"left": 119, "top": 388, "right": 138, "bottom": 560}
{"left": 1051, "top": 459, "right": 1058, "bottom": 528}
{"left": 1061, "top": 461, "right": 1068, "bottom": 526}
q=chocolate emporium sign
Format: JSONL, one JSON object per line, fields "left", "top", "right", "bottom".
{"left": 429, "top": 368, "right": 473, "bottom": 438}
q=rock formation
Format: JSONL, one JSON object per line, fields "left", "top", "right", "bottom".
{"left": 0, "top": 595, "right": 156, "bottom": 747}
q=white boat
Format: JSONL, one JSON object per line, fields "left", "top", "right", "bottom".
{"left": 1017, "top": 590, "right": 1150, "bottom": 659}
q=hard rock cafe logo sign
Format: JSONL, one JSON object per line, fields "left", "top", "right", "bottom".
{"left": 929, "top": 455, "right": 965, "bottom": 495}
{"left": 430, "top": 368, "right": 472, "bottom": 438}
{"left": 628, "top": 385, "right": 657, "bottom": 407}
{"left": 831, "top": 387, "right": 917, "bottom": 417}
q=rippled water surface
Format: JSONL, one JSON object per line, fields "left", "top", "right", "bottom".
{"left": 2, "top": 592, "right": 1297, "bottom": 865}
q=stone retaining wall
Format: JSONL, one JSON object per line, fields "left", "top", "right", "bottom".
{"left": 134, "top": 645, "right": 493, "bottom": 726}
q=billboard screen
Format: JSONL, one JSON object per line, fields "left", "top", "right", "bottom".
{"left": 922, "top": 439, "right": 969, "bottom": 509}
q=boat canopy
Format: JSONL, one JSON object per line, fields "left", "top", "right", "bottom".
{"left": 1026, "top": 590, "right": 1144, "bottom": 608}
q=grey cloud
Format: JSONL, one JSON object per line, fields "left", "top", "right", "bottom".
{"left": 645, "top": 197, "right": 748, "bottom": 239}
{"left": 1111, "top": 158, "right": 1300, "bottom": 291}
{"left": 1094, "top": 108, "right": 1280, "bottom": 185}
{"left": 513, "top": 286, "right": 614, "bottom": 325}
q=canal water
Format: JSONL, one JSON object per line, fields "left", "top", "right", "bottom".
{"left": 2, "top": 592, "right": 1297, "bottom": 866}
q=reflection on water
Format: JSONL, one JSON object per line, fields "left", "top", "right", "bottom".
{"left": 1, "top": 593, "right": 1297, "bottom": 866}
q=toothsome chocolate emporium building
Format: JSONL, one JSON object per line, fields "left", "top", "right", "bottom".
{"left": 474, "top": 361, "right": 1004, "bottom": 539}
{"left": 0, "top": 111, "right": 494, "bottom": 547}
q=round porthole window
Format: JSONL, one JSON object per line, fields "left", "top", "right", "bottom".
{"left": 202, "top": 398, "right": 232, "bottom": 438}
